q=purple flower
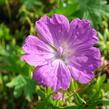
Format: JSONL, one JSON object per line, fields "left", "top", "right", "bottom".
{"left": 21, "top": 14, "right": 101, "bottom": 91}
{"left": 52, "top": 92, "right": 63, "bottom": 100}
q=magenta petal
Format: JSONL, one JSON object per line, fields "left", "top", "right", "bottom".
{"left": 22, "top": 35, "right": 53, "bottom": 54}
{"left": 79, "top": 47, "right": 101, "bottom": 71}
{"left": 35, "top": 16, "right": 54, "bottom": 45}
{"left": 21, "top": 54, "right": 47, "bottom": 66}
{"left": 68, "top": 66, "right": 94, "bottom": 84}
{"left": 68, "top": 47, "right": 100, "bottom": 84}
{"left": 52, "top": 92, "right": 63, "bottom": 100}
{"left": 36, "top": 14, "right": 70, "bottom": 47}
{"left": 32, "top": 60, "right": 71, "bottom": 91}
{"left": 33, "top": 64, "right": 57, "bottom": 90}
{"left": 69, "top": 47, "right": 101, "bottom": 72}
{"left": 21, "top": 35, "right": 54, "bottom": 66}
{"left": 69, "top": 19, "right": 98, "bottom": 48}
{"left": 53, "top": 60, "right": 71, "bottom": 90}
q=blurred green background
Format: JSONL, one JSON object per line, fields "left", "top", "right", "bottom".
{"left": 0, "top": 0, "right": 109, "bottom": 109}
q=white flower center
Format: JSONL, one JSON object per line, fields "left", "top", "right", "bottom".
{"left": 54, "top": 42, "right": 74, "bottom": 63}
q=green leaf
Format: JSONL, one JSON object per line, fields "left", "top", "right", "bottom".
{"left": 74, "top": 93, "right": 86, "bottom": 105}
{"left": 20, "top": 0, "right": 42, "bottom": 10}
{"left": 98, "top": 99, "right": 109, "bottom": 105}
{"left": 99, "top": 91, "right": 109, "bottom": 105}
{"left": 87, "top": 79, "right": 105, "bottom": 102}
{"left": 0, "top": 23, "right": 11, "bottom": 41}
{"left": 97, "top": 32, "right": 105, "bottom": 41}
{"left": 36, "top": 87, "right": 46, "bottom": 100}
{"left": 36, "top": 101, "right": 47, "bottom": 109}
{"left": 95, "top": 74, "right": 106, "bottom": 90}
{"left": 51, "top": 0, "right": 109, "bottom": 27}
{"left": 75, "top": 0, "right": 109, "bottom": 27}
{"left": 63, "top": 105, "right": 84, "bottom": 109}
{"left": 36, "top": 100, "right": 56, "bottom": 109}
{"left": 49, "top": 0, "right": 78, "bottom": 18}
{"left": 7, "top": 75, "right": 36, "bottom": 101}
{"left": 0, "top": 45, "right": 31, "bottom": 76}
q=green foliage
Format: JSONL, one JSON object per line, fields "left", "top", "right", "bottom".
{"left": 18, "top": 0, "right": 44, "bottom": 34}
{"left": 0, "top": 24, "right": 11, "bottom": 43}
{"left": 33, "top": 74, "right": 109, "bottom": 109}
{"left": 97, "top": 19, "right": 109, "bottom": 59}
{"left": 0, "top": 0, "right": 5, "bottom": 5}
{"left": 74, "top": 0, "right": 109, "bottom": 27}
{"left": 50, "top": 0, "right": 109, "bottom": 27}
{"left": 20, "top": 0, "right": 43, "bottom": 11}
{"left": 35, "top": 87, "right": 57, "bottom": 109}
{"left": 0, "top": 45, "right": 30, "bottom": 75}
{"left": 0, "top": 0, "right": 109, "bottom": 108}
{"left": 7, "top": 75, "right": 36, "bottom": 101}
{"left": 50, "top": 0, "right": 78, "bottom": 18}
{"left": 62, "top": 74, "right": 109, "bottom": 109}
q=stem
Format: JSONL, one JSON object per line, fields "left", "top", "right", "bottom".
{"left": 5, "top": 0, "right": 11, "bottom": 20}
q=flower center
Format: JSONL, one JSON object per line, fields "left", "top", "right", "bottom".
{"left": 58, "top": 47, "right": 64, "bottom": 57}
{"left": 54, "top": 42, "right": 73, "bottom": 62}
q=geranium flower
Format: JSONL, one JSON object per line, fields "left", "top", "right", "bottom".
{"left": 21, "top": 14, "right": 101, "bottom": 91}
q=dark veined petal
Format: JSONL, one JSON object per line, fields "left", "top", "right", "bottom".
{"left": 36, "top": 14, "right": 70, "bottom": 47}
{"left": 21, "top": 54, "right": 48, "bottom": 66}
{"left": 54, "top": 60, "right": 71, "bottom": 90}
{"left": 69, "top": 47, "right": 101, "bottom": 72}
{"left": 68, "top": 65, "right": 94, "bottom": 84}
{"left": 21, "top": 35, "right": 54, "bottom": 66}
{"left": 32, "top": 59, "right": 71, "bottom": 91}
{"left": 68, "top": 19, "right": 98, "bottom": 48}
{"left": 68, "top": 47, "right": 100, "bottom": 84}
{"left": 32, "top": 64, "right": 57, "bottom": 90}
{"left": 67, "top": 19, "right": 101, "bottom": 84}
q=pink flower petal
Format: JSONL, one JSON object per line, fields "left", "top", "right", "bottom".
{"left": 33, "top": 60, "right": 71, "bottom": 91}
{"left": 68, "top": 19, "right": 98, "bottom": 48}
{"left": 68, "top": 65, "right": 94, "bottom": 84}
{"left": 36, "top": 14, "right": 70, "bottom": 47}
{"left": 21, "top": 35, "right": 54, "bottom": 66}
